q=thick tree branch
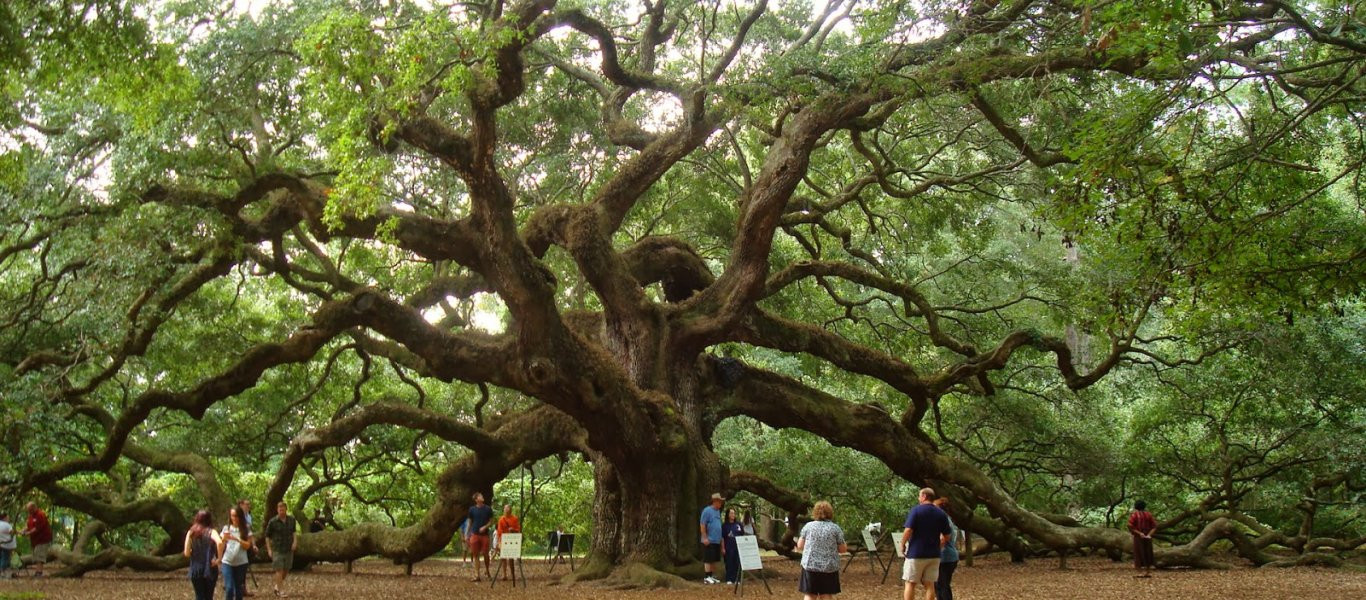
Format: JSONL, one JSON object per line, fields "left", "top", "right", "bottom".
{"left": 620, "top": 235, "right": 715, "bottom": 302}
{"left": 727, "top": 469, "right": 806, "bottom": 558}
{"left": 968, "top": 88, "right": 1073, "bottom": 167}
{"left": 539, "top": 9, "right": 686, "bottom": 94}
{"left": 290, "top": 405, "right": 585, "bottom": 563}
{"left": 21, "top": 293, "right": 377, "bottom": 491}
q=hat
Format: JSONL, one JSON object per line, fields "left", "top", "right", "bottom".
{"left": 710, "top": 493, "right": 724, "bottom": 501}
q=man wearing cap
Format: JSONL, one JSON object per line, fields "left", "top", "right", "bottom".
{"left": 699, "top": 493, "right": 724, "bottom": 584}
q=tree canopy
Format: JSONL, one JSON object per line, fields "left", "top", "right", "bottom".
{"left": 1, "top": 0, "right": 1364, "bottom": 581}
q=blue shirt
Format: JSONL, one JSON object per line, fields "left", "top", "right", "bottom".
{"left": 722, "top": 522, "right": 744, "bottom": 552}
{"left": 467, "top": 504, "right": 494, "bottom": 535}
{"left": 941, "top": 516, "right": 959, "bottom": 563}
{"left": 700, "top": 505, "right": 722, "bottom": 543}
{"left": 903, "top": 503, "right": 951, "bottom": 559}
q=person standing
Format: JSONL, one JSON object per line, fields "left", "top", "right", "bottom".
{"left": 265, "top": 501, "right": 299, "bottom": 597}
{"left": 219, "top": 506, "right": 254, "bottom": 600}
{"left": 932, "top": 496, "right": 960, "bottom": 600}
{"left": 698, "top": 492, "right": 724, "bottom": 584}
{"left": 900, "top": 488, "right": 951, "bottom": 600}
{"left": 456, "top": 515, "right": 470, "bottom": 563}
{"left": 795, "top": 501, "right": 847, "bottom": 600}
{"left": 721, "top": 508, "right": 743, "bottom": 584}
{"left": 495, "top": 504, "right": 521, "bottom": 581}
{"left": 238, "top": 499, "right": 256, "bottom": 596}
{"left": 239, "top": 499, "right": 254, "bottom": 529}
{"left": 550, "top": 524, "right": 567, "bottom": 561}
{"left": 466, "top": 492, "right": 494, "bottom": 582}
{"left": 0, "top": 511, "right": 16, "bottom": 579}
{"left": 21, "top": 502, "right": 52, "bottom": 578}
{"left": 1128, "top": 500, "right": 1157, "bottom": 577}
{"left": 183, "top": 510, "right": 222, "bottom": 600}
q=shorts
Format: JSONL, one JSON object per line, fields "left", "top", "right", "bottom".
{"left": 798, "top": 569, "right": 841, "bottom": 595}
{"left": 272, "top": 550, "right": 294, "bottom": 571}
{"left": 902, "top": 557, "right": 940, "bottom": 584}
{"left": 31, "top": 543, "right": 51, "bottom": 563}
{"left": 703, "top": 543, "right": 721, "bottom": 563}
{"left": 469, "top": 533, "right": 490, "bottom": 555}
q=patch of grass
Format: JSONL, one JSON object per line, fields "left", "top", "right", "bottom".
{"left": 0, "top": 592, "right": 46, "bottom": 600}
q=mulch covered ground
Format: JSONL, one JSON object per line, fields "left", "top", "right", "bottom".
{"left": 3, "top": 554, "right": 1364, "bottom": 599}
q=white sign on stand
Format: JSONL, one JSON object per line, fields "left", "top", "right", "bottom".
{"left": 861, "top": 523, "right": 880, "bottom": 551}
{"left": 733, "top": 535, "right": 771, "bottom": 596}
{"left": 736, "top": 535, "right": 763, "bottom": 571}
{"left": 500, "top": 533, "right": 522, "bottom": 559}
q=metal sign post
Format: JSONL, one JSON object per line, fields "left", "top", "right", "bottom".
{"left": 880, "top": 529, "right": 906, "bottom": 585}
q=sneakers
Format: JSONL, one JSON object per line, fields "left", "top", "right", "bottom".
{"left": 703, "top": 576, "right": 720, "bottom": 584}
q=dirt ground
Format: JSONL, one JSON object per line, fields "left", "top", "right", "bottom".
{"left": 3, "top": 554, "right": 1364, "bottom": 600}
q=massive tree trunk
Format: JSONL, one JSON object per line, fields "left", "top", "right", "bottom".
{"left": 574, "top": 334, "right": 727, "bottom": 583}
{"left": 580, "top": 453, "right": 726, "bottom": 585}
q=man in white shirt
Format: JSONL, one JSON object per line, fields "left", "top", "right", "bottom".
{"left": 0, "top": 511, "right": 17, "bottom": 578}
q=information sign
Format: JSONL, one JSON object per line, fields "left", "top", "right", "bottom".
{"left": 861, "top": 522, "right": 880, "bottom": 551}
{"left": 500, "top": 532, "right": 522, "bottom": 559}
{"left": 736, "top": 535, "right": 763, "bottom": 571}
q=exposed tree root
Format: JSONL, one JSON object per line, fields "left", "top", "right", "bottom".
{"left": 557, "top": 557, "right": 703, "bottom": 589}
{"left": 657, "top": 559, "right": 702, "bottom": 579}
{"left": 594, "top": 562, "right": 691, "bottom": 590}
{"left": 559, "top": 554, "right": 613, "bottom": 583}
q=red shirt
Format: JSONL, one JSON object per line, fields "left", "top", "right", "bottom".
{"left": 27, "top": 509, "right": 53, "bottom": 545}
{"left": 1127, "top": 510, "right": 1156, "bottom": 536}
{"left": 496, "top": 514, "right": 521, "bottom": 535}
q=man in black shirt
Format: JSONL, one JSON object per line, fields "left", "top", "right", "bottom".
{"left": 265, "top": 502, "right": 298, "bottom": 597}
